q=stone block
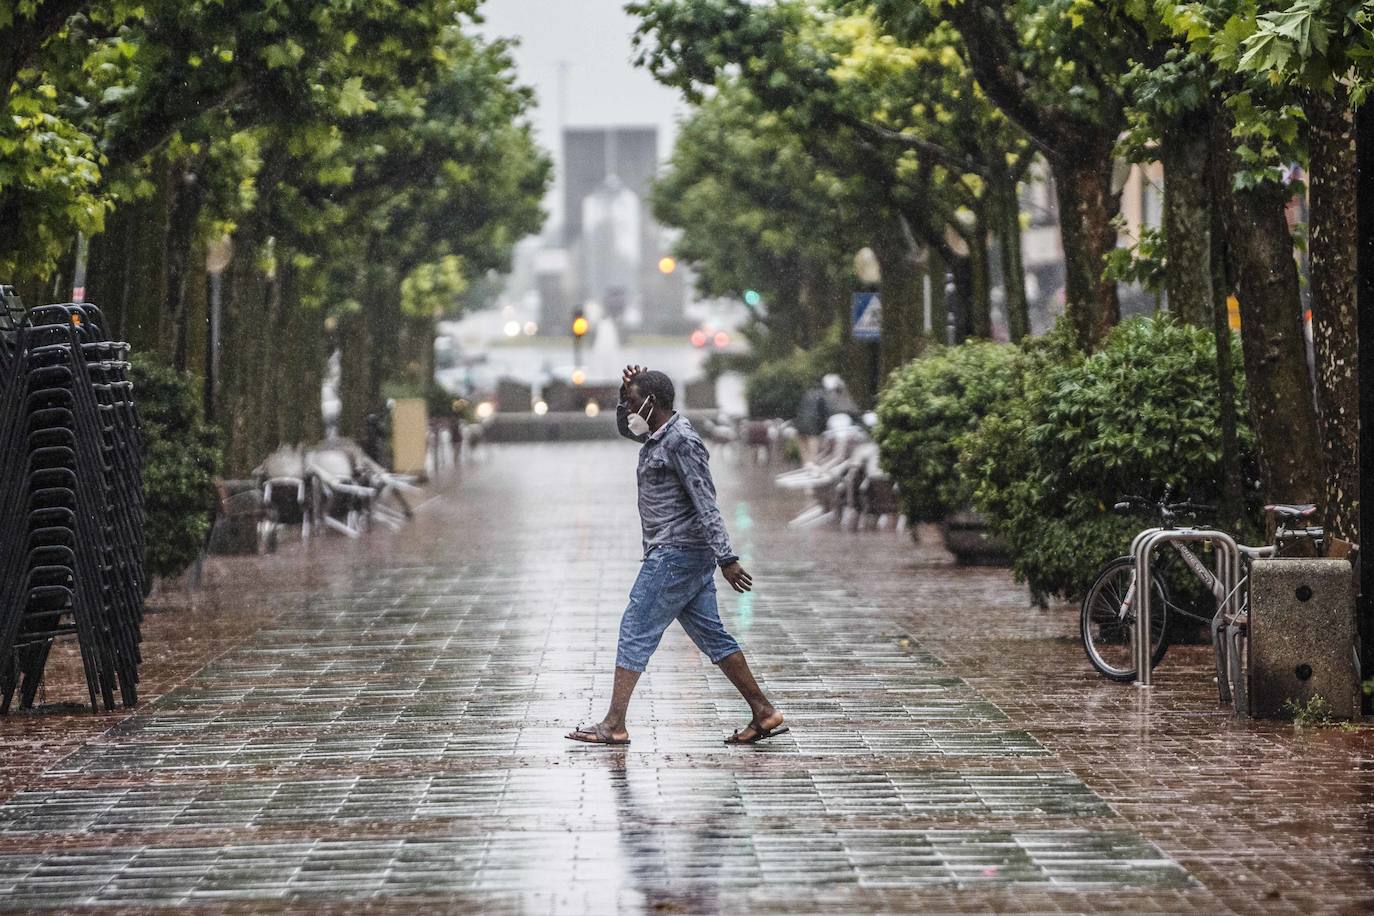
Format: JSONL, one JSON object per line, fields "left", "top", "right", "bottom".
{"left": 496, "top": 377, "right": 532, "bottom": 413}
{"left": 1248, "top": 558, "right": 1360, "bottom": 719}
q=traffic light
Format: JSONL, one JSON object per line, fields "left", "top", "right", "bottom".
{"left": 571, "top": 307, "right": 588, "bottom": 369}
{"left": 658, "top": 256, "right": 677, "bottom": 274}
{"left": 743, "top": 289, "right": 762, "bottom": 307}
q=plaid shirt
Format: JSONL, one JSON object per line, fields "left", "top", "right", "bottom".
{"left": 617, "top": 404, "right": 738, "bottom": 568}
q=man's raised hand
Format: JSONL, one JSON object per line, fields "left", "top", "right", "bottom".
{"left": 622, "top": 364, "right": 645, "bottom": 388}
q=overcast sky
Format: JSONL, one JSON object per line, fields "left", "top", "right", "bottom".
{"left": 478, "top": 0, "right": 688, "bottom": 224}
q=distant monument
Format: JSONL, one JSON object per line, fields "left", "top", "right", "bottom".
{"left": 580, "top": 175, "right": 641, "bottom": 322}
{"left": 554, "top": 127, "right": 685, "bottom": 334}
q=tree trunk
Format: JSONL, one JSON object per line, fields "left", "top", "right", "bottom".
{"left": 797, "top": 262, "right": 832, "bottom": 350}
{"left": 1304, "top": 86, "right": 1360, "bottom": 543}
{"left": 273, "top": 258, "right": 323, "bottom": 446}
{"left": 948, "top": 252, "right": 975, "bottom": 343}
{"left": 926, "top": 247, "right": 947, "bottom": 344}
{"left": 1050, "top": 140, "right": 1121, "bottom": 350}
{"left": 279, "top": 326, "right": 324, "bottom": 446}
{"left": 968, "top": 215, "right": 993, "bottom": 339}
{"left": 338, "top": 306, "right": 373, "bottom": 441}
{"left": 254, "top": 254, "right": 283, "bottom": 451}
{"left": 163, "top": 156, "right": 209, "bottom": 372}
{"left": 370, "top": 279, "right": 401, "bottom": 413}
{"left": 1208, "top": 192, "right": 1247, "bottom": 536}
{"left": 183, "top": 239, "right": 208, "bottom": 380}
{"left": 85, "top": 207, "right": 127, "bottom": 333}
{"left": 130, "top": 190, "right": 167, "bottom": 359}
{"left": 996, "top": 177, "right": 1030, "bottom": 342}
{"left": 84, "top": 202, "right": 141, "bottom": 344}
{"left": 796, "top": 267, "right": 817, "bottom": 350}
{"left": 831, "top": 262, "right": 868, "bottom": 405}
{"left": 89, "top": 191, "right": 166, "bottom": 359}
{"left": 874, "top": 219, "right": 925, "bottom": 376}
{"left": 340, "top": 239, "right": 394, "bottom": 440}
{"left": 1227, "top": 178, "right": 1323, "bottom": 505}
{"left": 218, "top": 230, "right": 273, "bottom": 474}
{"left": 1161, "top": 114, "right": 1213, "bottom": 327}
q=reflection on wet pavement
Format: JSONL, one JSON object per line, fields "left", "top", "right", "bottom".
{"left": 0, "top": 444, "right": 1365, "bottom": 912}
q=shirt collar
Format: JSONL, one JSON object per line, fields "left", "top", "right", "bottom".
{"left": 648, "top": 411, "right": 680, "bottom": 441}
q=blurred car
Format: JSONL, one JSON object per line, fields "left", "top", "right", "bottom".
{"left": 690, "top": 326, "right": 732, "bottom": 349}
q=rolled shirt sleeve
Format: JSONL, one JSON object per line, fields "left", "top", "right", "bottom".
{"left": 668, "top": 437, "right": 738, "bottom": 567}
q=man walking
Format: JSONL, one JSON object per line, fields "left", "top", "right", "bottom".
{"left": 566, "top": 365, "right": 787, "bottom": 746}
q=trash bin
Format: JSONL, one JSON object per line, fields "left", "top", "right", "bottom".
{"left": 390, "top": 398, "right": 428, "bottom": 478}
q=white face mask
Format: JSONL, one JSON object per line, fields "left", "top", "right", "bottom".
{"left": 627, "top": 396, "right": 654, "bottom": 437}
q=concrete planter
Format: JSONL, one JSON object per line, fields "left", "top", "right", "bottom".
{"left": 938, "top": 509, "right": 1011, "bottom": 567}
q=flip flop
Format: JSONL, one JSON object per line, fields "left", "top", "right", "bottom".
{"left": 565, "top": 724, "right": 631, "bottom": 746}
{"left": 724, "top": 723, "right": 790, "bottom": 745}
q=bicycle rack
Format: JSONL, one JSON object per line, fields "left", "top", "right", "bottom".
{"left": 1130, "top": 527, "right": 1241, "bottom": 701}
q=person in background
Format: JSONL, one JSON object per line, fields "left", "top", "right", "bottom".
{"left": 794, "top": 381, "right": 829, "bottom": 466}
{"left": 821, "top": 373, "right": 857, "bottom": 421}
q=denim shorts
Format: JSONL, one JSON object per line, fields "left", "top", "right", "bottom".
{"left": 615, "top": 545, "right": 742, "bottom": 672}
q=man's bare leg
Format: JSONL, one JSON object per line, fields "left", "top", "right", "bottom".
{"left": 716, "top": 650, "right": 785, "bottom": 739}
{"left": 567, "top": 666, "right": 640, "bottom": 742}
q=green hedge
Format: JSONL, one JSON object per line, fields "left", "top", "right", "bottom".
{"left": 744, "top": 331, "right": 843, "bottom": 420}
{"left": 745, "top": 357, "right": 812, "bottom": 420}
{"left": 958, "top": 317, "right": 1259, "bottom": 603}
{"left": 132, "top": 362, "right": 222, "bottom": 581}
{"left": 873, "top": 341, "right": 1023, "bottom": 524}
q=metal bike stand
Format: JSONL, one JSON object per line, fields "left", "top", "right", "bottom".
{"left": 1213, "top": 545, "right": 1245, "bottom": 709}
{"left": 1132, "top": 528, "right": 1241, "bottom": 699}
{"left": 1127, "top": 525, "right": 1168, "bottom": 686}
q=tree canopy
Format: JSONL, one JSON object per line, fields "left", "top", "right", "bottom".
{"left": 635, "top": 0, "right": 1360, "bottom": 538}
{"left": 0, "top": 0, "right": 549, "bottom": 470}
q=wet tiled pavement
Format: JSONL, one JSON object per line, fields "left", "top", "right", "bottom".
{"left": 0, "top": 443, "right": 1371, "bottom": 912}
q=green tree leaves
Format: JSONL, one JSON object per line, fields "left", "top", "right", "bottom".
{"left": 960, "top": 317, "right": 1257, "bottom": 602}
{"left": 1, "top": 1, "right": 549, "bottom": 471}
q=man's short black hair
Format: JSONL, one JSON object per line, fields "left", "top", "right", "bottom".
{"left": 632, "top": 369, "right": 675, "bottom": 411}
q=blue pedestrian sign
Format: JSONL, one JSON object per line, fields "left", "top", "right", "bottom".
{"left": 851, "top": 292, "right": 882, "bottom": 341}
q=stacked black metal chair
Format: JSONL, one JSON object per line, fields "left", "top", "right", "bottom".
{"left": 0, "top": 288, "right": 32, "bottom": 707}
{"left": 0, "top": 294, "right": 145, "bottom": 713}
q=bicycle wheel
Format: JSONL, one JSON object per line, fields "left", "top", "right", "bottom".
{"left": 1080, "top": 556, "right": 1170, "bottom": 682}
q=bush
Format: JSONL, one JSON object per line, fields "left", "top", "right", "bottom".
{"left": 959, "top": 317, "right": 1259, "bottom": 604}
{"left": 745, "top": 357, "right": 813, "bottom": 420}
{"left": 873, "top": 340, "right": 1023, "bottom": 524}
{"left": 132, "top": 362, "right": 222, "bottom": 580}
{"left": 744, "top": 330, "right": 844, "bottom": 420}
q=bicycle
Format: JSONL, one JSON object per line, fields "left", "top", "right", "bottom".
{"left": 1080, "top": 488, "right": 1324, "bottom": 687}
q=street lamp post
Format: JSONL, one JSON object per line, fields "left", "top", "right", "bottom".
{"left": 1356, "top": 101, "right": 1373, "bottom": 713}
{"left": 204, "top": 237, "right": 233, "bottom": 422}
{"left": 71, "top": 233, "right": 89, "bottom": 303}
